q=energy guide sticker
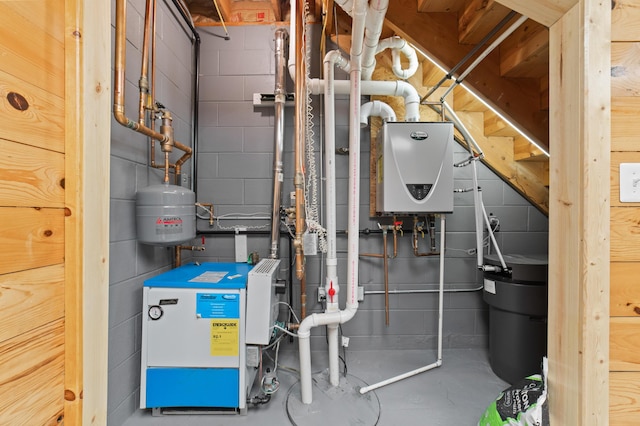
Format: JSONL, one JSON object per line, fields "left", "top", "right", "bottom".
{"left": 210, "top": 319, "right": 239, "bottom": 356}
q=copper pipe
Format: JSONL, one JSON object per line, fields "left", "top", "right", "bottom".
{"left": 196, "top": 202, "right": 214, "bottom": 226}
{"left": 360, "top": 226, "right": 394, "bottom": 325}
{"left": 114, "top": 0, "right": 191, "bottom": 184}
{"left": 175, "top": 244, "right": 206, "bottom": 267}
{"left": 300, "top": 274, "right": 307, "bottom": 320}
{"left": 150, "top": 0, "right": 158, "bottom": 166}
{"left": 293, "top": 0, "right": 306, "bottom": 282}
{"left": 139, "top": 0, "right": 153, "bottom": 124}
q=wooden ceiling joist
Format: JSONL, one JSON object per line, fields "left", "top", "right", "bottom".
{"left": 458, "top": 0, "right": 512, "bottom": 44}
{"left": 499, "top": 20, "right": 550, "bottom": 78}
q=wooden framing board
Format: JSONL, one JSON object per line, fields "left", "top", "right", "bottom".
{"left": 67, "top": 0, "right": 112, "bottom": 423}
{"left": 496, "top": 0, "right": 578, "bottom": 27}
{"left": 546, "top": 0, "right": 610, "bottom": 424}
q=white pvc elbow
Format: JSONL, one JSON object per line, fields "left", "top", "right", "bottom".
{"left": 360, "top": 100, "right": 396, "bottom": 128}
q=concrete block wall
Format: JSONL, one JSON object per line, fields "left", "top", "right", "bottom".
{"left": 193, "top": 22, "right": 549, "bottom": 353}
{"left": 108, "top": 0, "right": 196, "bottom": 424}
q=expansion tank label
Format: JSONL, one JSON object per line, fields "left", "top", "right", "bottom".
{"left": 155, "top": 216, "right": 183, "bottom": 234}
{"left": 210, "top": 319, "right": 239, "bottom": 357}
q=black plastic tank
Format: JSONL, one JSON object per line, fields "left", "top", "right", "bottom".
{"left": 483, "top": 254, "right": 548, "bottom": 384}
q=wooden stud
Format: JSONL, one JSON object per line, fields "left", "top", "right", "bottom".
{"left": 546, "top": 0, "right": 611, "bottom": 424}
{"left": 495, "top": 0, "right": 578, "bottom": 27}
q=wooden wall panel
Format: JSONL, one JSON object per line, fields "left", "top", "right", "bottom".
{"left": 0, "top": 319, "right": 64, "bottom": 425}
{"left": 611, "top": 317, "right": 640, "bottom": 371}
{"left": 0, "top": 139, "right": 65, "bottom": 208}
{"left": 611, "top": 42, "right": 640, "bottom": 98}
{"left": 611, "top": 262, "right": 640, "bottom": 317}
{"left": 0, "top": 2, "right": 64, "bottom": 98}
{"left": 612, "top": 97, "right": 640, "bottom": 151}
{"left": 0, "top": 265, "right": 64, "bottom": 344}
{"left": 0, "top": 207, "right": 64, "bottom": 275}
{"left": 611, "top": 372, "right": 640, "bottom": 425}
{"left": 611, "top": 207, "right": 640, "bottom": 262}
{"left": 612, "top": 0, "right": 640, "bottom": 42}
{"left": 0, "top": 68, "right": 64, "bottom": 153}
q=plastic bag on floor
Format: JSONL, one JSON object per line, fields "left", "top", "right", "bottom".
{"left": 478, "top": 358, "right": 548, "bottom": 426}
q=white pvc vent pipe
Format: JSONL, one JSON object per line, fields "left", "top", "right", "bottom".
{"left": 297, "top": 0, "right": 368, "bottom": 405}
{"left": 360, "top": 100, "right": 396, "bottom": 127}
{"left": 375, "top": 36, "right": 419, "bottom": 80}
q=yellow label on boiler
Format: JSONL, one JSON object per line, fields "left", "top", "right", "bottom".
{"left": 210, "top": 319, "right": 239, "bottom": 356}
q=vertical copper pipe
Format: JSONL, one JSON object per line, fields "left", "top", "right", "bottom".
{"left": 293, "top": 0, "right": 308, "bottom": 319}
{"left": 150, "top": 0, "right": 158, "bottom": 166}
{"left": 294, "top": 0, "right": 306, "bottom": 282}
{"left": 300, "top": 274, "right": 307, "bottom": 319}
{"left": 139, "top": 0, "right": 152, "bottom": 124}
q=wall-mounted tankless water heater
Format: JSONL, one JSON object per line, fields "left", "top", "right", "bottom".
{"left": 376, "top": 122, "right": 454, "bottom": 214}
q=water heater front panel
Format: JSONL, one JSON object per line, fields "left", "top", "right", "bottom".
{"left": 376, "top": 122, "right": 453, "bottom": 213}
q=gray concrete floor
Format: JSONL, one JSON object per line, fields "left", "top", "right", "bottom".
{"left": 123, "top": 347, "right": 508, "bottom": 426}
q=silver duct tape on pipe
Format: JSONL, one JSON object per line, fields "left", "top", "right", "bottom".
{"left": 270, "top": 28, "right": 288, "bottom": 259}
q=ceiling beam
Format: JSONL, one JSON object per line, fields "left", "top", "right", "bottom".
{"left": 496, "top": 0, "right": 578, "bottom": 27}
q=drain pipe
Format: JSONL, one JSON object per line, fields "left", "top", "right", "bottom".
{"left": 270, "top": 28, "right": 288, "bottom": 259}
{"left": 297, "top": 0, "right": 367, "bottom": 405}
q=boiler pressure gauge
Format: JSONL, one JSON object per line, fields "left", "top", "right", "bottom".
{"left": 148, "top": 305, "right": 163, "bottom": 320}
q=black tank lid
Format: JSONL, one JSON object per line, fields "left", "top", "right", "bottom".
{"left": 485, "top": 254, "right": 548, "bottom": 283}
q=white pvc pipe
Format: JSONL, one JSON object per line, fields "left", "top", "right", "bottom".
{"left": 308, "top": 79, "right": 421, "bottom": 121}
{"left": 360, "top": 215, "right": 446, "bottom": 394}
{"left": 297, "top": 0, "right": 368, "bottom": 404}
{"left": 324, "top": 50, "right": 342, "bottom": 386}
{"left": 375, "top": 36, "right": 419, "bottom": 80}
{"left": 361, "top": 0, "right": 389, "bottom": 80}
{"left": 360, "top": 100, "right": 396, "bottom": 127}
{"left": 472, "top": 161, "right": 484, "bottom": 268}
{"left": 287, "top": 0, "right": 296, "bottom": 81}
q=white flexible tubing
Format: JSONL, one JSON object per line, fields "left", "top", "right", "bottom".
{"left": 441, "top": 101, "right": 484, "bottom": 156}
{"left": 437, "top": 215, "right": 445, "bottom": 362}
{"left": 375, "top": 36, "right": 419, "bottom": 80}
{"left": 298, "top": 0, "right": 367, "bottom": 404}
{"left": 472, "top": 160, "right": 484, "bottom": 268}
{"left": 309, "top": 79, "right": 421, "bottom": 121}
{"left": 360, "top": 100, "right": 396, "bottom": 127}
{"left": 361, "top": 0, "right": 389, "bottom": 80}
{"left": 359, "top": 215, "right": 446, "bottom": 395}
{"left": 481, "top": 198, "right": 508, "bottom": 270}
